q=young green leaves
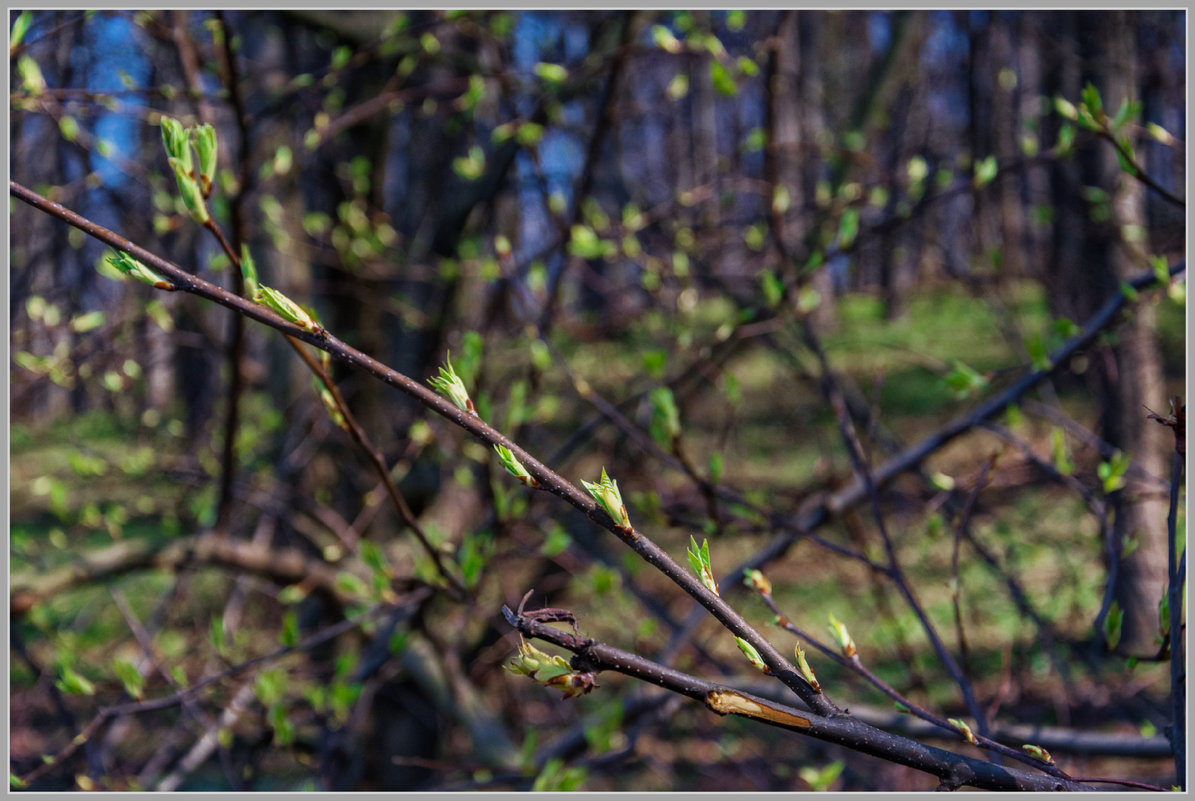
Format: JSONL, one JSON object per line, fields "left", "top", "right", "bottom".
{"left": 827, "top": 612, "right": 857, "bottom": 658}
{"left": 494, "top": 444, "right": 538, "bottom": 488}
{"left": 505, "top": 638, "right": 598, "bottom": 699}
{"left": 582, "top": 467, "right": 630, "bottom": 531}
{"left": 428, "top": 353, "right": 475, "bottom": 414}
{"left": 108, "top": 250, "right": 174, "bottom": 290}
{"left": 313, "top": 376, "right": 348, "bottom": 431}
{"left": 794, "top": 643, "right": 821, "bottom": 693}
{"left": 733, "top": 636, "right": 769, "bottom": 674}
{"left": 238, "top": 243, "right": 324, "bottom": 336}
{"left": 743, "top": 568, "right": 771, "bottom": 597}
{"left": 160, "top": 116, "right": 191, "bottom": 173}
{"left": 160, "top": 116, "right": 213, "bottom": 224}
{"left": 1021, "top": 744, "right": 1055, "bottom": 765}
{"left": 648, "top": 386, "right": 680, "bottom": 447}
{"left": 1097, "top": 449, "right": 1131, "bottom": 494}
{"left": 687, "top": 536, "right": 718, "bottom": 595}
{"left": 1103, "top": 600, "right": 1123, "bottom": 650}
{"left": 191, "top": 123, "right": 218, "bottom": 196}
{"left": 256, "top": 285, "right": 323, "bottom": 335}
{"left": 948, "top": 717, "right": 977, "bottom": 745}
{"left": 240, "top": 243, "right": 260, "bottom": 301}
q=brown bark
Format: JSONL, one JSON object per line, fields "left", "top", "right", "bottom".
{"left": 1044, "top": 11, "right": 1170, "bottom": 656}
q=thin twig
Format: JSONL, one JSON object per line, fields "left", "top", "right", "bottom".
{"left": 285, "top": 336, "right": 466, "bottom": 597}
{"left": 751, "top": 575, "right": 1077, "bottom": 782}
{"left": 793, "top": 318, "right": 993, "bottom": 739}
{"left": 156, "top": 680, "right": 257, "bottom": 791}
{"left": 1096, "top": 127, "right": 1185, "bottom": 208}
{"left": 949, "top": 457, "right": 994, "bottom": 680}
{"left": 504, "top": 603, "right": 1086, "bottom": 791}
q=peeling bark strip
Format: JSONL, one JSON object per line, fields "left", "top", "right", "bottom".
{"left": 706, "top": 690, "right": 812, "bottom": 728}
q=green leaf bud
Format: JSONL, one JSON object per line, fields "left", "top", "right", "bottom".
{"left": 948, "top": 717, "right": 977, "bottom": 744}
{"left": 794, "top": 642, "right": 821, "bottom": 692}
{"left": 743, "top": 568, "right": 772, "bottom": 596}
{"left": 582, "top": 467, "right": 630, "bottom": 529}
{"left": 191, "top": 122, "right": 218, "bottom": 196}
{"left": 159, "top": 116, "right": 192, "bottom": 170}
{"left": 687, "top": 535, "right": 718, "bottom": 595}
{"left": 494, "top": 444, "right": 538, "bottom": 487}
{"left": 239, "top": 244, "right": 260, "bottom": 300}
{"left": 827, "top": 612, "right": 857, "bottom": 658}
{"left": 167, "top": 156, "right": 209, "bottom": 224}
{"left": 428, "top": 353, "right": 475, "bottom": 414}
{"left": 733, "top": 636, "right": 769, "bottom": 674}
{"left": 108, "top": 250, "right": 174, "bottom": 290}
{"left": 257, "top": 285, "right": 320, "bottom": 333}
{"left": 1021, "top": 744, "right": 1054, "bottom": 765}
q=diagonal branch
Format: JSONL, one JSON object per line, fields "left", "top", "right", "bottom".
{"left": 810, "top": 260, "right": 1185, "bottom": 527}
{"left": 9, "top": 179, "right": 832, "bottom": 716}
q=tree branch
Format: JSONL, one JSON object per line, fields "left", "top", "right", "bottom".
{"left": 503, "top": 603, "right": 1087, "bottom": 791}
{"left": 9, "top": 179, "right": 833, "bottom": 716}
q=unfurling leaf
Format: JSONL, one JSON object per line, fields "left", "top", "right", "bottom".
{"left": 56, "top": 666, "right": 96, "bottom": 696}
{"left": 743, "top": 568, "right": 771, "bottom": 597}
{"left": 949, "top": 717, "right": 977, "bottom": 744}
{"left": 973, "top": 155, "right": 998, "bottom": 188}
{"left": 794, "top": 642, "right": 821, "bottom": 692}
{"left": 506, "top": 638, "right": 597, "bottom": 699}
{"left": 108, "top": 251, "right": 174, "bottom": 290}
{"left": 191, "top": 123, "right": 218, "bottom": 196}
{"left": 318, "top": 387, "right": 348, "bottom": 431}
{"left": 543, "top": 669, "right": 599, "bottom": 700}
{"left": 582, "top": 468, "right": 630, "bottom": 529}
{"left": 506, "top": 638, "right": 570, "bottom": 679}
{"left": 495, "top": 444, "right": 538, "bottom": 488}
{"left": 943, "top": 361, "right": 989, "bottom": 399}
{"left": 534, "top": 62, "right": 569, "bottom": 85}
{"left": 240, "top": 244, "right": 260, "bottom": 300}
{"left": 827, "top": 612, "right": 856, "bottom": 658}
{"left": 428, "top": 353, "right": 475, "bottom": 414}
{"left": 650, "top": 25, "right": 683, "bottom": 54}
{"left": 648, "top": 387, "right": 681, "bottom": 446}
{"left": 1098, "top": 449, "right": 1130, "bottom": 494}
{"left": 1104, "top": 601, "right": 1123, "bottom": 650}
{"left": 159, "top": 116, "right": 192, "bottom": 169}
{"left": 256, "top": 285, "right": 321, "bottom": 334}
{"left": 687, "top": 536, "right": 718, "bottom": 595}
{"left": 734, "top": 636, "right": 769, "bottom": 673}
{"left": 10, "top": 10, "right": 33, "bottom": 51}
{"left": 1021, "top": 744, "right": 1055, "bottom": 765}
{"left": 167, "top": 156, "right": 210, "bottom": 224}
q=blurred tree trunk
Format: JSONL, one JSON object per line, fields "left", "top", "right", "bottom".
{"left": 1044, "top": 11, "right": 1170, "bottom": 657}
{"left": 1095, "top": 12, "right": 1170, "bottom": 659}
{"left": 877, "top": 80, "right": 925, "bottom": 321}
{"left": 1014, "top": 12, "right": 1052, "bottom": 281}
{"left": 968, "top": 12, "right": 1028, "bottom": 282}
{"left": 766, "top": 11, "right": 838, "bottom": 329}
{"left": 799, "top": 11, "right": 838, "bottom": 329}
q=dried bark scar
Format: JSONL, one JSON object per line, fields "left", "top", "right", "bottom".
{"left": 706, "top": 690, "right": 812, "bottom": 728}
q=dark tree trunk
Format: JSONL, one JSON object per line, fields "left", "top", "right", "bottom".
{"left": 1043, "top": 11, "right": 1170, "bottom": 657}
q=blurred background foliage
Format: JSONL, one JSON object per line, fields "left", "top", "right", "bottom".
{"left": 9, "top": 9, "right": 1186, "bottom": 791}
